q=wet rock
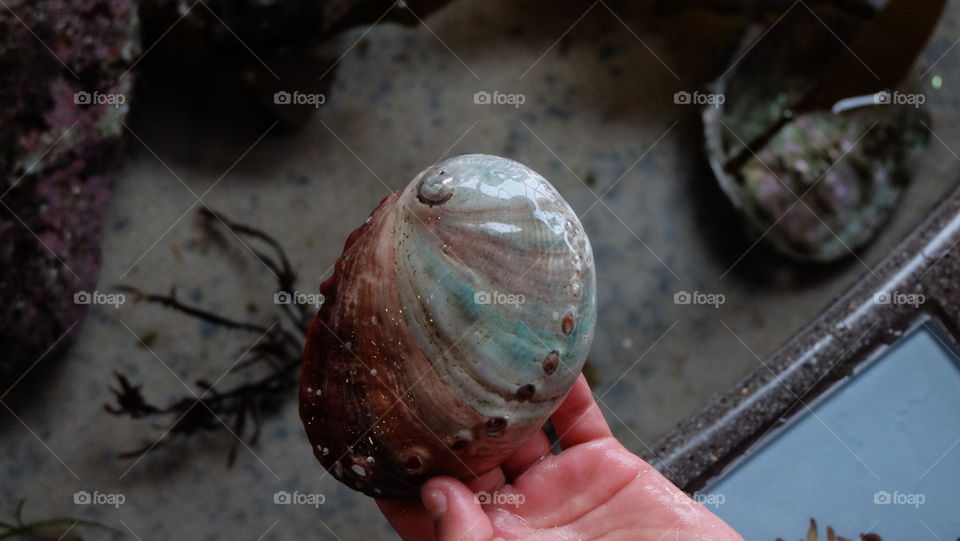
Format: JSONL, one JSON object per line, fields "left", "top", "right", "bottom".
{"left": 0, "top": 0, "right": 140, "bottom": 389}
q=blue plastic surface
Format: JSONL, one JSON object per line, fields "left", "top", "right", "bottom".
{"left": 708, "top": 324, "right": 960, "bottom": 539}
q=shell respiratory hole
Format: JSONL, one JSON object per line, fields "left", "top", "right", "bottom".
{"left": 299, "top": 154, "right": 596, "bottom": 498}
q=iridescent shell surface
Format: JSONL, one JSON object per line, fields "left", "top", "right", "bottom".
{"left": 703, "top": 9, "right": 929, "bottom": 262}
{"left": 299, "top": 154, "right": 596, "bottom": 498}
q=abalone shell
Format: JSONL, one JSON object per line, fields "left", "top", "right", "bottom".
{"left": 299, "top": 154, "right": 596, "bottom": 498}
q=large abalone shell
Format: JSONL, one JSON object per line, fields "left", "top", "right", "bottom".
{"left": 299, "top": 154, "right": 596, "bottom": 498}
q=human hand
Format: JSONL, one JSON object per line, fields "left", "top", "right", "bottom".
{"left": 377, "top": 374, "right": 744, "bottom": 541}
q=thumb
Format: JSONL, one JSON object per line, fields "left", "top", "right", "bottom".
{"left": 421, "top": 477, "right": 495, "bottom": 541}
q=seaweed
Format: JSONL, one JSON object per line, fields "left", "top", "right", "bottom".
{"left": 105, "top": 209, "right": 311, "bottom": 466}
{"left": 0, "top": 500, "right": 121, "bottom": 541}
{"left": 775, "top": 518, "right": 883, "bottom": 541}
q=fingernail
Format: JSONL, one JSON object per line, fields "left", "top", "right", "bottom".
{"left": 424, "top": 488, "right": 448, "bottom": 518}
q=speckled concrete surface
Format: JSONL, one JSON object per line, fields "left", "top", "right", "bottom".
{"left": 3, "top": 1, "right": 960, "bottom": 539}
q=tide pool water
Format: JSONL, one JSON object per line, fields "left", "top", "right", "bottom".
{"left": 708, "top": 323, "right": 960, "bottom": 539}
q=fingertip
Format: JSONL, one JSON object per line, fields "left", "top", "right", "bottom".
{"left": 422, "top": 485, "right": 448, "bottom": 518}
{"left": 421, "top": 477, "right": 494, "bottom": 541}
{"left": 420, "top": 476, "right": 471, "bottom": 517}
{"left": 421, "top": 475, "right": 460, "bottom": 499}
